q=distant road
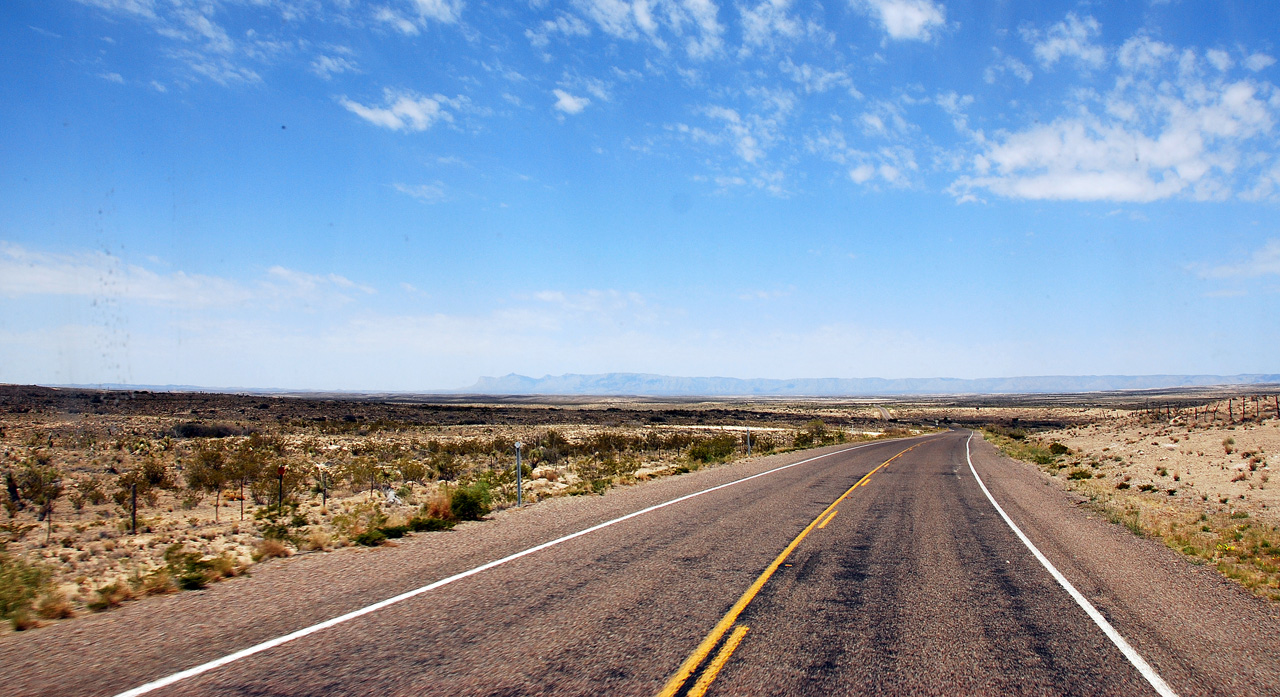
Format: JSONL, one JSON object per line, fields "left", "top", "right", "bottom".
{"left": 5, "top": 432, "right": 1280, "bottom": 696}
{"left": 876, "top": 406, "right": 891, "bottom": 420}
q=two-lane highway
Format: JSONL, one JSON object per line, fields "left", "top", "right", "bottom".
{"left": 5, "top": 430, "right": 1280, "bottom": 696}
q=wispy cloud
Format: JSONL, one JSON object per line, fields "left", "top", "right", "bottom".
{"left": 341, "top": 89, "right": 466, "bottom": 131}
{"left": 311, "top": 53, "right": 358, "bottom": 80}
{"left": 0, "top": 242, "right": 373, "bottom": 308}
{"left": 1199, "top": 240, "right": 1280, "bottom": 279}
{"left": 394, "top": 181, "right": 448, "bottom": 203}
{"left": 1021, "top": 12, "right": 1106, "bottom": 69}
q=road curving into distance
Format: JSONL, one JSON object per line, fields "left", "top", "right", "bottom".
{"left": 5, "top": 430, "right": 1280, "bottom": 696}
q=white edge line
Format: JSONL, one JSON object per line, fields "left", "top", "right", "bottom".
{"left": 114, "top": 438, "right": 908, "bottom": 697}
{"left": 964, "top": 432, "right": 1178, "bottom": 697}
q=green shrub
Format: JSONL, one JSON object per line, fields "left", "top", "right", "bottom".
{"left": 687, "top": 435, "right": 736, "bottom": 463}
{"left": 380, "top": 525, "right": 410, "bottom": 539}
{"left": 1, "top": 552, "right": 51, "bottom": 625}
{"left": 450, "top": 482, "right": 491, "bottom": 521}
{"left": 409, "top": 516, "right": 455, "bottom": 532}
{"left": 1067, "top": 468, "right": 1093, "bottom": 480}
{"left": 354, "top": 529, "right": 387, "bottom": 546}
{"left": 1049, "top": 442, "right": 1070, "bottom": 455}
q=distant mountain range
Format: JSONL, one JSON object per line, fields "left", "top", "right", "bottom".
{"left": 460, "top": 373, "right": 1280, "bottom": 397}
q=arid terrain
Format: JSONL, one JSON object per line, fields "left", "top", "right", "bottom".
{"left": 4, "top": 383, "right": 1279, "bottom": 639}
{"left": 0, "top": 385, "right": 912, "bottom": 632}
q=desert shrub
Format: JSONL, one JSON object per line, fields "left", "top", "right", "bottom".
{"left": 299, "top": 529, "right": 333, "bottom": 552}
{"left": 688, "top": 435, "right": 737, "bottom": 463}
{"left": 409, "top": 516, "right": 454, "bottom": 532}
{"left": 70, "top": 476, "right": 107, "bottom": 510}
{"left": 88, "top": 582, "right": 134, "bottom": 611}
{"left": 254, "top": 502, "right": 308, "bottom": 541}
{"left": 431, "top": 452, "right": 463, "bottom": 481}
{"left": 0, "top": 552, "right": 51, "bottom": 625}
{"left": 380, "top": 524, "right": 410, "bottom": 539}
{"left": 1049, "top": 442, "right": 1070, "bottom": 456}
{"left": 354, "top": 529, "right": 387, "bottom": 546}
{"left": 36, "top": 590, "right": 75, "bottom": 619}
{"left": 139, "top": 568, "right": 178, "bottom": 595}
{"left": 988, "top": 425, "right": 1027, "bottom": 440}
{"left": 252, "top": 538, "right": 291, "bottom": 561}
{"left": 332, "top": 501, "right": 387, "bottom": 539}
{"left": 163, "top": 544, "right": 241, "bottom": 589}
{"left": 449, "top": 482, "right": 491, "bottom": 521}
{"left": 422, "top": 488, "right": 452, "bottom": 520}
{"left": 1067, "top": 468, "right": 1093, "bottom": 480}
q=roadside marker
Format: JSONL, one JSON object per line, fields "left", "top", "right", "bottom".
{"left": 112, "top": 438, "right": 922, "bottom": 697}
{"left": 965, "top": 432, "right": 1179, "bottom": 697}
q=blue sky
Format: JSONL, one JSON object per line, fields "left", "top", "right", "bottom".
{"left": 1, "top": 0, "right": 1278, "bottom": 390}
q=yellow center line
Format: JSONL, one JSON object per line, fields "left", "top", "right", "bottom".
{"left": 687, "top": 625, "right": 749, "bottom": 697}
{"left": 655, "top": 444, "right": 918, "bottom": 697}
{"left": 818, "top": 510, "right": 838, "bottom": 529}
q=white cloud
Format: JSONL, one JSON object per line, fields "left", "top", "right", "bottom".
{"left": 409, "top": 0, "right": 463, "bottom": 23}
{"left": 857, "top": 0, "right": 946, "bottom": 42}
{"left": 1022, "top": 13, "right": 1106, "bottom": 69}
{"left": 71, "top": 0, "right": 156, "bottom": 19}
{"left": 394, "top": 181, "right": 448, "bottom": 203}
{"left": 779, "top": 57, "right": 852, "bottom": 94}
{"left": 739, "top": 0, "right": 801, "bottom": 53}
{"left": 0, "top": 243, "right": 373, "bottom": 308}
{"left": 952, "top": 74, "right": 1278, "bottom": 202}
{"left": 983, "top": 49, "right": 1032, "bottom": 84}
{"left": 374, "top": 7, "right": 420, "bottom": 35}
{"left": 98, "top": 71, "right": 125, "bottom": 83}
{"left": 340, "top": 89, "right": 463, "bottom": 131}
{"left": 526, "top": 13, "right": 591, "bottom": 48}
{"left": 849, "top": 164, "right": 875, "bottom": 183}
{"left": 1206, "top": 49, "right": 1233, "bottom": 72}
{"left": 1200, "top": 240, "right": 1280, "bottom": 279}
{"left": 1245, "top": 53, "right": 1276, "bottom": 72}
{"left": 311, "top": 54, "right": 357, "bottom": 80}
{"left": 1117, "top": 35, "right": 1174, "bottom": 72}
{"left": 571, "top": 0, "right": 724, "bottom": 59}
{"left": 552, "top": 89, "right": 590, "bottom": 114}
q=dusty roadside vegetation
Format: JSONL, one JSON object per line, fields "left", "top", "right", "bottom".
{"left": 0, "top": 385, "right": 916, "bottom": 632}
{"left": 970, "top": 394, "right": 1280, "bottom": 602}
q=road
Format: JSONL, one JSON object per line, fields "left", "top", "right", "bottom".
{"left": 5, "top": 430, "right": 1280, "bottom": 696}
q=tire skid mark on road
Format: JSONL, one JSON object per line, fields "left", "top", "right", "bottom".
{"left": 655, "top": 444, "right": 918, "bottom": 697}
{"left": 112, "top": 438, "right": 924, "bottom": 697}
{"left": 965, "top": 432, "right": 1179, "bottom": 697}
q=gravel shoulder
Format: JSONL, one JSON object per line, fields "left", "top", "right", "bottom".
{"left": 970, "top": 433, "right": 1280, "bottom": 696}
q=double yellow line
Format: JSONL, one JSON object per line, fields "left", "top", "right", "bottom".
{"left": 656, "top": 444, "right": 918, "bottom": 697}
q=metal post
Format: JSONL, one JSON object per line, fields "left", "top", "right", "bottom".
{"left": 277, "top": 465, "right": 285, "bottom": 511}
{"left": 746, "top": 427, "right": 751, "bottom": 456}
{"left": 514, "top": 442, "right": 524, "bottom": 507}
{"left": 130, "top": 482, "right": 137, "bottom": 534}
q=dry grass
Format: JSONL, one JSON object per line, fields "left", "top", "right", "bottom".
{"left": 252, "top": 539, "right": 290, "bottom": 562}
{"left": 984, "top": 427, "right": 1280, "bottom": 602}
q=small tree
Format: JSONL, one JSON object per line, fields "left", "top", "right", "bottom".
{"left": 186, "top": 444, "right": 228, "bottom": 523}
{"left": 228, "top": 436, "right": 273, "bottom": 520}
{"left": 16, "top": 461, "right": 63, "bottom": 543}
{"left": 113, "top": 457, "right": 173, "bottom": 533}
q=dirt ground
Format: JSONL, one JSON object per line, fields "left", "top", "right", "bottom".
{"left": 0, "top": 385, "right": 912, "bottom": 631}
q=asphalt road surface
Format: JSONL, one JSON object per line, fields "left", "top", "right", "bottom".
{"left": 6, "top": 430, "right": 1280, "bottom": 696}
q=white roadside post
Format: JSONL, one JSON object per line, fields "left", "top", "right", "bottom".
{"left": 514, "top": 441, "right": 524, "bottom": 507}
